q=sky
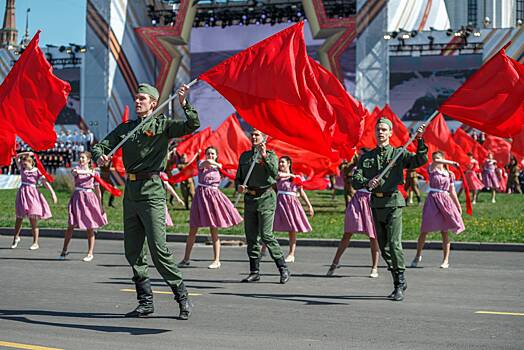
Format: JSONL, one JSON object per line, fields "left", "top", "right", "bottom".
{"left": 0, "top": 0, "right": 86, "bottom": 46}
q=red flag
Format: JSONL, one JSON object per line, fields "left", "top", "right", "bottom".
{"left": 308, "top": 57, "right": 366, "bottom": 156}
{"left": 357, "top": 106, "right": 380, "bottom": 150}
{"left": 453, "top": 128, "right": 488, "bottom": 163}
{"left": 511, "top": 129, "right": 524, "bottom": 164}
{"left": 168, "top": 156, "right": 198, "bottom": 184}
{"left": 424, "top": 114, "right": 470, "bottom": 168}
{"left": 483, "top": 135, "right": 511, "bottom": 166}
{"left": 93, "top": 174, "right": 122, "bottom": 197}
{"left": 380, "top": 105, "right": 417, "bottom": 152}
{"left": 199, "top": 22, "right": 340, "bottom": 160}
{"left": 267, "top": 138, "right": 338, "bottom": 179}
{"left": 0, "top": 128, "right": 16, "bottom": 166}
{"left": 0, "top": 31, "right": 71, "bottom": 150}
{"left": 112, "top": 105, "right": 129, "bottom": 177}
{"left": 176, "top": 127, "right": 212, "bottom": 160}
{"left": 34, "top": 154, "right": 53, "bottom": 183}
{"left": 203, "top": 114, "right": 251, "bottom": 169}
{"left": 457, "top": 166, "right": 473, "bottom": 216}
{"left": 439, "top": 45, "right": 524, "bottom": 138}
{"left": 302, "top": 176, "right": 329, "bottom": 190}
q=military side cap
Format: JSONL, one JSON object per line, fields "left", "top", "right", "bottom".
{"left": 376, "top": 117, "right": 393, "bottom": 129}
{"left": 137, "top": 83, "right": 159, "bottom": 100}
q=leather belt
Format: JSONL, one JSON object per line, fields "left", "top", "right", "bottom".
{"left": 127, "top": 171, "right": 160, "bottom": 181}
{"left": 246, "top": 186, "right": 271, "bottom": 197}
{"left": 372, "top": 191, "right": 397, "bottom": 198}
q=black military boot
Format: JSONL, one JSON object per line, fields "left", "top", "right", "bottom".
{"left": 242, "top": 258, "right": 260, "bottom": 282}
{"left": 275, "top": 257, "right": 290, "bottom": 284}
{"left": 392, "top": 271, "right": 407, "bottom": 302}
{"left": 172, "top": 282, "right": 193, "bottom": 320}
{"left": 125, "top": 278, "right": 154, "bottom": 317}
{"left": 387, "top": 270, "right": 397, "bottom": 299}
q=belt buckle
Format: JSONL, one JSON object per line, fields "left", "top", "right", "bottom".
{"left": 247, "top": 190, "right": 256, "bottom": 196}
{"left": 128, "top": 173, "right": 136, "bottom": 181}
{"left": 375, "top": 192, "right": 384, "bottom": 198}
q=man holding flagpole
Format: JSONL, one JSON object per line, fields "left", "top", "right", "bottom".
{"left": 92, "top": 83, "right": 199, "bottom": 320}
{"left": 236, "top": 129, "right": 290, "bottom": 284}
{"left": 352, "top": 118, "right": 428, "bottom": 301}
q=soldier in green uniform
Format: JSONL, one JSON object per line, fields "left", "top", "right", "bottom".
{"left": 235, "top": 129, "right": 290, "bottom": 284}
{"left": 92, "top": 83, "right": 199, "bottom": 319}
{"left": 352, "top": 118, "right": 428, "bottom": 301}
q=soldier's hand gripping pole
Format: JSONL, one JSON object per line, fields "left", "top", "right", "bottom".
{"left": 105, "top": 79, "right": 199, "bottom": 158}
{"left": 368, "top": 110, "right": 438, "bottom": 191}
{"left": 233, "top": 149, "right": 259, "bottom": 207}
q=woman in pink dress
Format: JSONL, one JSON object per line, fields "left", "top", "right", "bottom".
{"left": 11, "top": 152, "right": 57, "bottom": 250}
{"left": 482, "top": 152, "right": 499, "bottom": 203}
{"left": 464, "top": 153, "right": 484, "bottom": 204}
{"left": 59, "top": 152, "right": 107, "bottom": 262}
{"left": 411, "top": 151, "right": 465, "bottom": 269}
{"left": 273, "top": 156, "right": 314, "bottom": 263}
{"left": 326, "top": 150, "right": 380, "bottom": 278}
{"left": 178, "top": 147, "right": 243, "bottom": 269}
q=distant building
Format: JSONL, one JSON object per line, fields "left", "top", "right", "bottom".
{"left": 0, "top": 0, "right": 18, "bottom": 49}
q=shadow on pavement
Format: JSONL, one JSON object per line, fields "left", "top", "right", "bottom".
{"left": 0, "top": 310, "right": 172, "bottom": 335}
{"left": 211, "top": 292, "right": 389, "bottom": 305}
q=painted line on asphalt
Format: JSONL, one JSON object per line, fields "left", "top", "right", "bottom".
{"left": 120, "top": 288, "right": 202, "bottom": 296}
{"left": 0, "top": 341, "right": 63, "bottom": 350}
{"left": 475, "top": 311, "right": 524, "bottom": 316}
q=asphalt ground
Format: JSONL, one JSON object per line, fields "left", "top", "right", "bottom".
{"left": 0, "top": 235, "right": 523, "bottom": 350}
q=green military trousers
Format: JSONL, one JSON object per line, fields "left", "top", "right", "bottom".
{"left": 123, "top": 197, "right": 183, "bottom": 287}
{"left": 244, "top": 190, "right": 284, "bottom": 261}
{"left": 371, "top": 207, "right": 405, "bottom": 272}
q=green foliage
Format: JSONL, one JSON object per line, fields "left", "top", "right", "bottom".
{"left": 0, "top": 188, "right": 523, "bottom": 243}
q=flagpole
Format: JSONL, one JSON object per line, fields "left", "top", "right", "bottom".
{"left": 106, "top": 79, "right": 199, "bottom": 157}
{"left": 233, "top": 148, "right": 259, "bottom": 207}
{"left": 233, "top": 134, "right": 268, "bottom": 207}
{"left": 372, "top": 110, "right": 439, "bottom": 185}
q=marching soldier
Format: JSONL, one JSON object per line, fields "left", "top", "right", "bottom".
{"left": 352, "top": 118, "right": 428, "bottom": 301}
{"left": 235, "top": 129, "right": 290, "bottom": 284}
{"left": 92, "top": 83, "right": 199, "bottom": 319}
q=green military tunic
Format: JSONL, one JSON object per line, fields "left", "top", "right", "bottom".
{"left": 235, "top": 148, "right": 284, "bottom": 261}
{"left": 352, "top": 139, "right": 428, "bottom": 272}
{"left": 92, "top": 104, "right": 199, "bottom": 287}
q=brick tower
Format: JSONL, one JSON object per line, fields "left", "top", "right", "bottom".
{"left": 0, "top": 0, "right": 17, "bottom": 49}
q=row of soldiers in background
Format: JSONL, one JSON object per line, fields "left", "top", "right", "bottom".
{"left": 56, "top": 129, "right": 95, "bottom": 151}
{"left": 339, "top": 153, "right": 524, "bottom": 207}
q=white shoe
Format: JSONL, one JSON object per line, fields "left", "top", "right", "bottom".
{"left": 29, "top": 243, "right": 39, "bottom": 250}
{"left": 369, "top": 268, "right": 379, "bottom": 278}
{"left": 178, "top": 260, "right": 190, "bottom": 268}
{"left": 208, "top": 261, "right": 221, "bottom": 269}
{"left": 58, "top": 251, "right": 69, "bottom": 260}
{"left": 326, "top": 264, "right": 340, "bottom": 277}
{"left": 10, "top": 237, "right": 21, "bottom": 249}
{"left": 284, "top": 255, "right": 295, "bottom": 263}
{"left": 82, "top": 255, "right": 94, "bottom": 262}
{"left": 440, "top": 262, "right": 449, "bottom": 269}
{"left": 491, "top": 199, "right": 496, "bottom": 203}
{"left": 410, "top": 256, "right": 422, "bottom": 268}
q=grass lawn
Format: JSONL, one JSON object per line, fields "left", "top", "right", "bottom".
{"left": 0, "top": 187, "right": 523, "bottom": 243}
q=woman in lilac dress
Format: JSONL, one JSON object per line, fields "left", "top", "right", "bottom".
{"left": 464, "top": 153, "right": 484, "bottom": 204}
{"left": 178, "top": 147, "right": 243, "bottom": 269}
{"left": 411, "top": 151, "right": 465, "bottom": 269}
{"left": 482, "top": 152, "right": 499, "bottom": 203}
{"left": 59, "top": 152, "right": 107, "bottom": 262}
{"left": 326, "top": 150, "right": 380, "bottom": 278}
{"left": 272, "top": 156, "right": 313, "bottom": 263}
{"left": 11, "top": 152, "right": 57, "bottom": 250}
